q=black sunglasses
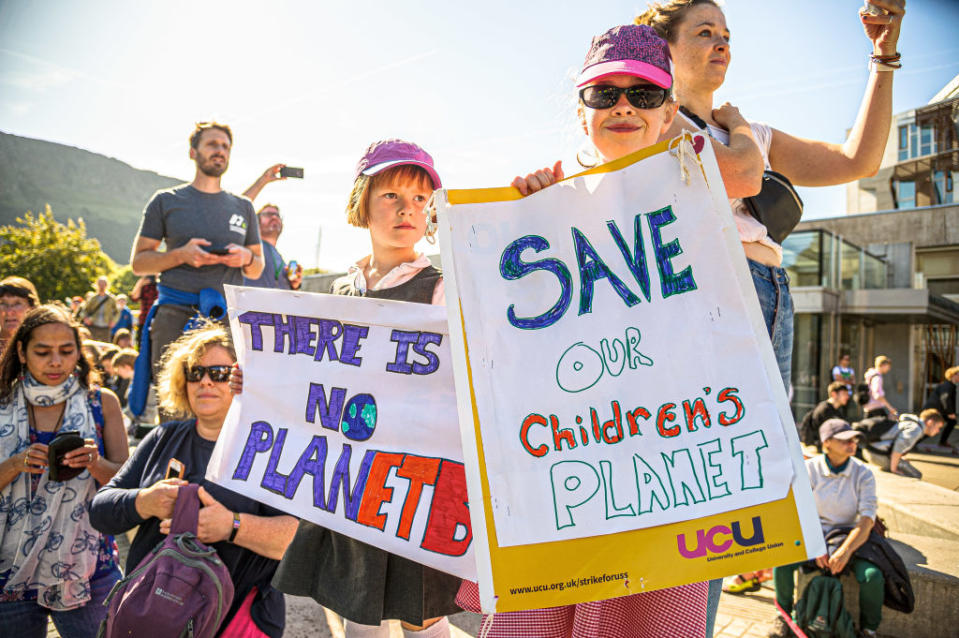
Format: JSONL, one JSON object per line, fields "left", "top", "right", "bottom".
{"left": 184, "top": 364, "right": 232, "bottom": 383}
{"left": 579, "top": 85, "right": 669, "bottom": 110}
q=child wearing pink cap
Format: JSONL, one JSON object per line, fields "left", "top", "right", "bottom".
{"left": 237, "top": 140, "right": 458, "bottom": 638}
{"left": 456, "top": 24, "right": 709, "bottom": 638}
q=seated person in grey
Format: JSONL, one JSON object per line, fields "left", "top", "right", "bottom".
{"left": 862, "top": 408, "right": 944, "bottom": 478}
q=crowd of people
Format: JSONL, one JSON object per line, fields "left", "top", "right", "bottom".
{"left": 3, "top": 0, "right": 947, "bottom": 637}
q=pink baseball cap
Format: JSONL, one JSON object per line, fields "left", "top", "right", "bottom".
{"left": 353, "top": 139, "right": 442, "bottom": 189}
{"left": 576, "top": 24, "right": 672, "bottom": 89}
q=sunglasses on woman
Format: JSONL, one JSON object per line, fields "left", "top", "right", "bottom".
{"left": 579, "top": 84, "right": 670, "bottom": 110}
{"left": 184, "top": 364, "right": 232, "bottom": 383}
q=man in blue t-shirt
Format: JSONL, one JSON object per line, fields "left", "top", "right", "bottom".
{"left": 130, "top": 122, "right": 265, "bottom": 398}
{"left": 243, "top": 203, "right": 303, "bottom": 290}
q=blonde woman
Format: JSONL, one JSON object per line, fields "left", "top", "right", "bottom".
{"left": 90, "top": 324, "right": 297, "bottom": 637}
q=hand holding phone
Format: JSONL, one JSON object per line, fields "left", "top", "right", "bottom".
{"left": 203, "top": 245, "right": 232, "bottom": 256}
{"left": 279, "top": 166, "right": 304, "bottom": 179}
{"left": 165, "top": 458, "right": 185, "bottom": 480}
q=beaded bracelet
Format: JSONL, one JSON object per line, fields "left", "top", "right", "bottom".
{"left": 872, "top": 52, "right": 901, "bottom": 63}
{"left": 870, "top": 52, "right": 901, "bottom": 72}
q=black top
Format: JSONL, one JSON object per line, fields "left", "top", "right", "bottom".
{"left": 90, "top": 421, "right": 288, "bottom": 637}
{"left": 922, "top": 380, "right": 956, "bottom": 422}
{"left": 799, "top": 400, "right": 845, "bottom": 447}
{"left": 330, "top": 264, "right": 441, "bottom": 303}
{"left": 273, "top": 263, "right": 461, "bottom": 625}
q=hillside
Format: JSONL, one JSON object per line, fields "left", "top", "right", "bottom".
{"left": 0, "top": 131, "right": 183, "bottom": 263}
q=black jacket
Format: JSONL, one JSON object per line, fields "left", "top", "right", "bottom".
{"left": 800, "top": 401, "right": 844, "bottom": 447}
{"left": 825, "top": 527, "right": 915, "bottom": 614}
{"left": 922, "top": 380, "right": 956, "bottom": 423}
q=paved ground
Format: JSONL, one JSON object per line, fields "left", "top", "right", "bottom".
{"left": 46, "top": 433, "right": 959, "bottom": 637}
{"left": 908, "top": 428, "right": 959, "bottom": 491}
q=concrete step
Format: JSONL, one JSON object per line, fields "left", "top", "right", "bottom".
{"left": 873, "top": 463, "right": 959, "bottom": 541}
{"left": 798, "top": 532, "right": 959, "bottom": 638}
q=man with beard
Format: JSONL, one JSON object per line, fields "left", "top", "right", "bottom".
{"left": 127, "top": 122, "right": 263, "bottom": 420}
{"left": 242, "top": 202, "right": 303, "bottom": 290}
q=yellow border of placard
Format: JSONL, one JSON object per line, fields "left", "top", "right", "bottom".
{"left": 440, "top": 134, "right": 823, "bottom": 612}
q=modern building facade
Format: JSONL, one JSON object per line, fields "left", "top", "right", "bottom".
{"left": 787, "top": 75, "right": 959, "bottom": 418}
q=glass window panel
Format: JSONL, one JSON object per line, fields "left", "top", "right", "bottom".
{"left": 791, "top": 314, "right": 822, "bottom": 419}
{"left": 920, "top": 125, "right": 933, "bottom": 156}
{"left": 841, "top": 240, "right": 861, "bottom": 289}
{"left": 821, "top": 232, "right": 836, "bottom": 288}
{"left": 898, "top": 125, "right": 908, "bottom": 161}
{"left": 910, "top": 123, "right": 918, "bottom": 158}
{"left": 863, "top": 253, "right": 886, "bottom": 289}
{"left": 897, "top": 180, "right": 916, "bottom": 209}
{"left": 782, "top": 231, "right": 822, "bottom": 287}
{"left": 839, "top": 320, "right": 862, "bottom": 383}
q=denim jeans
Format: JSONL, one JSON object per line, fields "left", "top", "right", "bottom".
{"left": 748, "top": 259, "right": 794, "bottom": 394}
{"left": 705, "top": 260, "right": 794, "bottom": 637}
{"left": 0, "top": 566, "right": 120, "bottom": 638}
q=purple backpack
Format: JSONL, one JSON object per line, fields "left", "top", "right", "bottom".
{"left": 98, "top": 484, "right": 235, "bottom": 638}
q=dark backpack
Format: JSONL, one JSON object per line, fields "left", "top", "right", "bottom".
{"left": 853, "top": 416, "right": 898, "bottom": 443}
{"left": 854, "top": 383, "right": 871, "bottom": 406}
{"left": 98, "top": 484, "right": 235, "bottom": 638}
{"left": 794, "top": 573, "right": 857, "bottom": 638}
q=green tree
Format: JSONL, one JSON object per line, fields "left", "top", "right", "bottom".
{"left": 110, "top": 264, "right": 139, "bottom": 298}
{"left": 0, "top": 206, "right": 116, "bottom": 303}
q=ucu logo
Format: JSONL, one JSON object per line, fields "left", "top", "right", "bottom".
{"left": 676, "top": 516, "right": 764, "bottom": 558}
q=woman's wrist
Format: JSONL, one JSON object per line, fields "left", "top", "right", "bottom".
{"left": 228, "top": 511, "right": 241, "bottom": 542}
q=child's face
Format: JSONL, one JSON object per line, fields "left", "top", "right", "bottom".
{"left": 116, "top": 336, "right": 131, "bottom": 349}
{"left": 117, "top": 364, "right": 134, "bottom": 380}
{"left": 580, "top": 74, "right": 677, "bottom": 163}
{"left": 366, "top": 175, "right": 433, "bottom": 251}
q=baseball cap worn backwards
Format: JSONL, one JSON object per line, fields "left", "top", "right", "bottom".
{"left": 576, "top": 24, "right": 672, "bottom": 89}
{"left": 354, "top": 139, "right": 442, "bottom": 189}
{"left": 819, "top": 418, "right": 863, "bottom": 444}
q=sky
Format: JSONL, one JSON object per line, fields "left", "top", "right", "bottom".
{"left": 1, "top": 0, "right": 958, "bottom": 269}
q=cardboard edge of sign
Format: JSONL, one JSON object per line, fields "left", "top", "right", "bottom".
{"left": 437, "top": 133, "right": 826, "bottom": 614}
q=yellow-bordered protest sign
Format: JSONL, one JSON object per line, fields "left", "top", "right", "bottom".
{"left": 437, "top": 134, "right": 824, "bottom": 613}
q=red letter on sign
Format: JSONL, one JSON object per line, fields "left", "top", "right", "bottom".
{"left": 394, "top": 455, "right": 442, "bottom": 540}
{"left": 421, "top": 461, "right": 473, "bottom": 557}
{"left": 356, "top": 452, "right": 404, "bottom": 531}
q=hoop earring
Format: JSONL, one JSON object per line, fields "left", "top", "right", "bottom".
{"left": 576, "top": 145, "right": 599, "bottom": 169}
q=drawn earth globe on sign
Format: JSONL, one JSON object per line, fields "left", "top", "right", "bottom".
{"left": 341, "top": 393, "right": 378, "bottom": 440}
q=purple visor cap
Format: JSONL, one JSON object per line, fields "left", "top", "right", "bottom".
{"left": 576, "top": 24, "right": 672, "bottom": 89}
{"left": 354, "top": 139, "right": 442, "bottom": 189}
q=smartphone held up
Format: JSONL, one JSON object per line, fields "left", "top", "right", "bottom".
{"left": 279, "top": 166, "right": 304, "bottom": 179}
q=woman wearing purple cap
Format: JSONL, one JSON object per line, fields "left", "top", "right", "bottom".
{"left": 236, "top": 140, "right": 458, "bottom": 638}
{"left": 466, "top": 24, "right": 711, "bottom": 638}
